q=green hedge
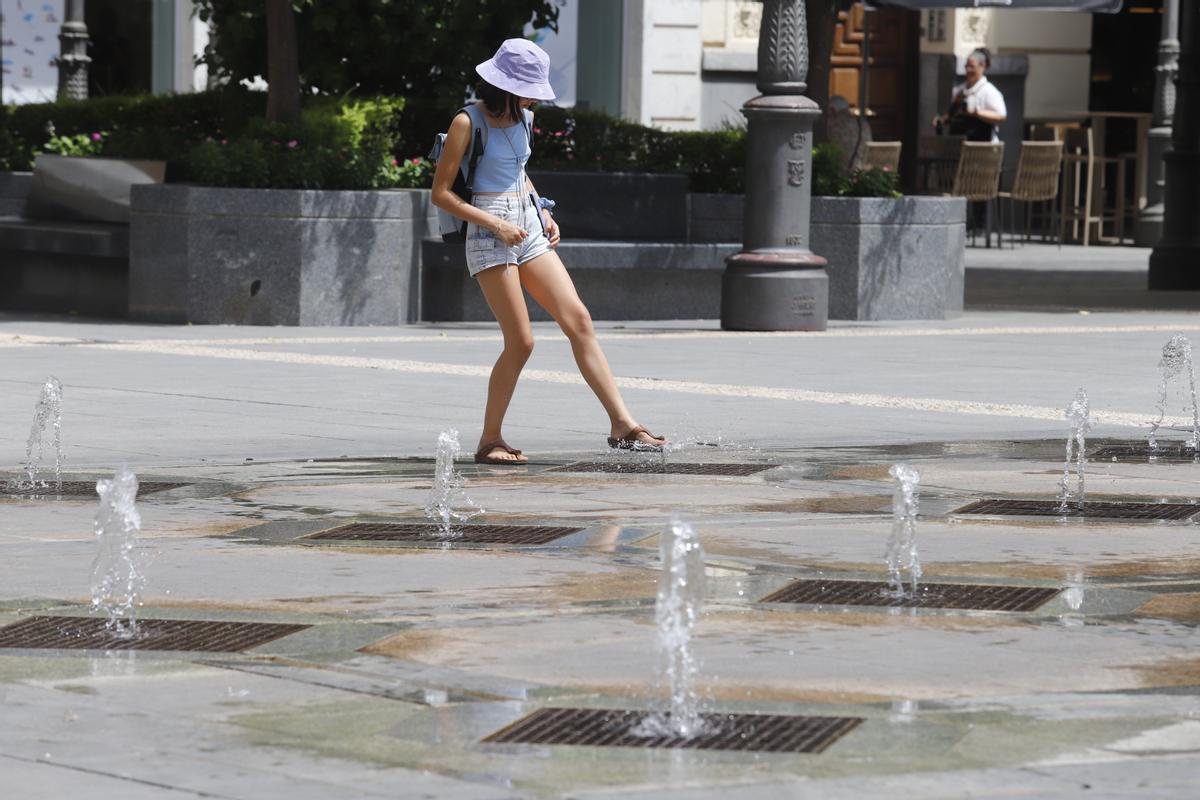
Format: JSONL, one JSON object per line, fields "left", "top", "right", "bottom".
{"left": 0, "top": 89, "right": 422, "bottom": 189}
{"left": 0, "top": 89, "right": 266, "bottom": 170}
{"left": 0, "top": 92, "right": 897, "bottom": 196}
{"left": 528, "top": 106, "right": 745, "bottom": 194}
{"left": 180, "top": 96, "right": 410, "bottom": 190}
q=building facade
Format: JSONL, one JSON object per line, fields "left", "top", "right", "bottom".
{"left": 1, "top": 0, "right": 206, "bottom": 104}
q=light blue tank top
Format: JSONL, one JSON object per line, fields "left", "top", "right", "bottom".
{"left": 472, "top": 115, "right": 531, "bottom": 193}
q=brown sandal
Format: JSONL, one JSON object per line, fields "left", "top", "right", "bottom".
{"left": 607, "top": 426, "right": 667, "bottom": 451}
{"left": 474, "top": 438, "right": 527, "bottom": 465}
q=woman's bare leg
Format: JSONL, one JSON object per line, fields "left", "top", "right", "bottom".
{"left": 518, "top": 251, "right": 661, "bottom": 445}
{"left": 475, "top": 263, "right": 534, "bottom": 462}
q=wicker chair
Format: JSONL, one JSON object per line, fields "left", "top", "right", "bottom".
{"left": 858, "top": 141, "right": 902, "bottom": 174}
{"left": 998, "top": 140, "right": 1063, "bottom": 247}
{"left": 950, "top": 142, "right": 1005, "bottom": 246}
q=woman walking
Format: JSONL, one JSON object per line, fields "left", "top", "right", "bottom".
{"left": 431, "top": 39, "right": 666, "bottom": 465}
{"left": 933, "top": 48, "right": 1007, "bottom": 142}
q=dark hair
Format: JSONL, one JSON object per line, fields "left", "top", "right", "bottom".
{"left": 475, "top": 80, "right": 523, "bottom": 123}
{"left": 968, "top": 48, "right": 990, "bottom": 69}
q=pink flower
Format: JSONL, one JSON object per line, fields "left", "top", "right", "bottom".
{"left": 220, "top": 139, "right": 228, "bottom": 145}
{"left": 882, "top": 165, "right": 892, "bottom": 172}
{"left": 410, "top": 158, "right": 420, "bottom": 165}
{"left": 553, "top": 131, "right": 564, "bottom": 137}
{"left": 90, "top": 132, "right": 102, "bottom": 141}
{"left": 287, "top": 139, "right": 298, "bottom": 149}
{"left": 391, "top": 159, "right": 399, "bottom": 166}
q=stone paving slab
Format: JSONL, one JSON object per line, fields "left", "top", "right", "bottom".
{"left": 2, "top": 311, "right": 1200, "bottom": 797}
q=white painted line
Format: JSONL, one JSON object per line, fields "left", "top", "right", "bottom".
{"left": 5, "top": 321, "right": 1200, "bottom": 349}
{"left": 0, "top": 334, "right": 84, "bottom": 347}
{"left": 81, "top": 341, "right": 1186, "bottom": 430}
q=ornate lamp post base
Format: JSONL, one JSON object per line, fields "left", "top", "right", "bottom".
{"left": 722, "top": 94, "right": 828, "bottom": 331}
{"left": 722, "top": 254, "right": 828, "bottom": 331}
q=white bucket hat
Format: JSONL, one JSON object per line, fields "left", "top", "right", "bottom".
{"left": 475, "top": 38, "right": 556, "bottom": 101}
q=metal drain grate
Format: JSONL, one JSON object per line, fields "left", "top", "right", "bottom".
{"left": 302, "top": 522, "right": 584, "bottom": 545}
{"left": 760, "top": 579, "right": 1060, "bottom": 612}
{"left": 2, "top": 481, "right": 187, "bottom": 498}
{"left": 952, "top": 498, "right": 1200, "bottom": 521}
{"left": 481, "top": 707, "right": 862, "bottom": 753}
{"left": 1090, "top": 443, "right": 1200, "bottom": 464}
{"left": 548, "top": 462, "right": 776, "bottom": 476}
{"left": 0, "top": 616, "right": 309, "bottom": 652}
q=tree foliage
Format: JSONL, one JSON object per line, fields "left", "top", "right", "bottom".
{"left": 194, "top": 1, "right": 559, "bottom": 100}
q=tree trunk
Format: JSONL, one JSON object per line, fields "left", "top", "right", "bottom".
{"left": 265, "top": 0, "right": 300, "bottom": 123}
{"left": 807, "top": 0, "right": 844, "bottom": 144}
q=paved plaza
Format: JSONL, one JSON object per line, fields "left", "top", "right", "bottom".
{"left": 2, "top": 254, "right": 1200, "bottom": 797}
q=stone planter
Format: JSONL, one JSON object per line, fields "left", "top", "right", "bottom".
{"left": 527, "top": 170, "right": 688, "bottom": 240}
{"left": 422, "top": 238, "right": 736, "bottom": 322}
{"left": 688, "top": 193, "right": 967, "bottom": 320}
{"left": 129, "top": 184, "right": 435, "bottom": 325}
{"left": 687, "top": 193, "right": 743, "bottom": 243}
{"left": 811, "top": 197, "right": 966, "bottom": 321}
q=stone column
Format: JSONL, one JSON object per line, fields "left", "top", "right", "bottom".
{"left": 56, "top": 0, "right": 90, "bottom": 100}
{"left": 1148, "top": 0, "right": 1200, "bottom": 290}
{"left": 1135, "top": 0, "right": 1179, "bottom": 247}
{"left": 721, "top": 0, "right": 828, "bottom": 331}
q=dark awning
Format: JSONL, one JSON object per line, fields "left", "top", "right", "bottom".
{"left": 867, "top": 0, "right": 1121, "bottom": 11}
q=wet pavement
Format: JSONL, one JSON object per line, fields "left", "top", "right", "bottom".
{"left": 2, "top": 310, "right": 1200, "bottom": 798}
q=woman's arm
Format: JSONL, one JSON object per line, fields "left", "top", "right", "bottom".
{"left": 524, "top": 112, "right": 559, "bottom": 246}
{"left": 974, "top": 108, "right": 1006, "bottom": 125}
{"left": 973, "top": 85, "right": 1007, "bottom": 125}
{"left": 525, "top": 176, "right": 560, "bottom": 248}
{"left": 431, "top": 113, "right": 527, "bottom": 245}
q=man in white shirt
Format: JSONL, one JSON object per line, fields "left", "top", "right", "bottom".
{"left": 934, "top": 48, "right": 1007, "bottom": 142}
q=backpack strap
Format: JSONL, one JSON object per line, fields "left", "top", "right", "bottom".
{"left": 523, "top": 107, "right": 534, "bottom": 152}
{"left": 459, "top": 104, "right": 488, "bottom": 191}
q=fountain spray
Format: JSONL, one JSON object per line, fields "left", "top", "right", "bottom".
{"left": 6, "top": 376, "right": 64, "bottom": 494}
{"left": 90, "top": 467, "right": 145, "bottom": 636}
{"left": 423, "top": 429, "right": 482, "bottom": 535}
{"left": 1058, "top": 388, "right": 1094, "bottom": 513}
{"left": 636, "top": 515, "right": 706, "bottom": 738}
{"left": 885, "top": 464, "right": 922, "bottom": 595}
{"left": 1148, "top": 334, "right": 1199, "bottom": 452}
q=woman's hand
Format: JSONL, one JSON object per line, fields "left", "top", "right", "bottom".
{"left": 542, "top": 211, "right": 560, "bottom": 248}
{"left": 493, "top": 219, "right": 528, "bottom": 247}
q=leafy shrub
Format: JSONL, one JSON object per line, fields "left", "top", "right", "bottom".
{"left": 528, "top": 106, "right": 745, "bottom": 193}
{"left": 41, "top": 131, "right": 106, "bottom": 157}
{"left": 811, "top": 142, "right": 901, "bottom": 198}
{"left": 812, "top": 143, "right": 849, "bottom": 197}
{"left": 181, "top": 96, "right": 407, "bottom": 189}
{"left": 842, "top": 165, "right": 901, "bottom": 198}
{"left": 386, "top": 157, "right": 435, "bottom": 189}
{"left": 0, "top": 122, "right": 31, "bottom": 172}
{"left": 0, "top": 90, "right": 410, "bottom": 190}
{"left": 2, "top": 91, "right": 901, "bottom": 197}
{"left": 0, "top": 88, "right": 266, "bottom": 171}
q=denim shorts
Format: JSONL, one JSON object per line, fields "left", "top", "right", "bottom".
{"left": 464, "top": 193, "right": 552, "bottom": 278}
